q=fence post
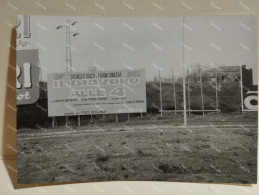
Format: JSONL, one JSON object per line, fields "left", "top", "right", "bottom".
{"left": 159, "top": 69, "right": 163, "bottom": 117}
{"left": 215, "top": 65, "right": 219, "bottom": 113}
{"left": 172, "top": 66, "right": 177, "bottom": 114}
{"left": 187, "top": 65, "right": 191, "bottom": 114}
{"left": 65, "top": 116, "right": 68, "bottom": 127}
{"left": 199, "top": 67, "right": 205, "bottom": 115}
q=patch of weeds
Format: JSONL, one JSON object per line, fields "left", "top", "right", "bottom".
{"left": 121, "top": 164, "right": 126, "bottom": 170}
{"left": 157, "top": 162, "right": 192, "bottom": 174}
{"left": 137, "top": 149, "right": 145, "bottom": 156}
{"left": 95, "top": 155, "right": 109, "bottom": 163}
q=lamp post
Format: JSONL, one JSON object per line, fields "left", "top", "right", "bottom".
{"left": 56, "top": 18, "right": 79, "bottom": 127}
{"left": 56, "top": 18, "right": 79, "bottom": 72}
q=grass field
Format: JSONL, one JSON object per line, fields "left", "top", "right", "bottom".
{"left": 17, "top": 121, "right": 257, "bottom": 184}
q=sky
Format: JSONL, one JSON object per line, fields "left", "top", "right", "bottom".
{"left": 17, "top": 15, "right": 257, "bottom": 83}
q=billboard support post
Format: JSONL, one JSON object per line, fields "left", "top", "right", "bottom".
{"left": 115, "top": 114, "right": 118, "bottom": 123}
{"left": 78, "top": 115, "right": 80, "bottom": 127}
{"left": 90, "top": 115, "right": 93, "bottom": 123}
{"left": 52, "top": 117, "right": 55, "bottom": 128}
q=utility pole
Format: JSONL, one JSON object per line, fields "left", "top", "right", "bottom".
{"left": 182, "top": 16, "right": 187, "bottom": 126}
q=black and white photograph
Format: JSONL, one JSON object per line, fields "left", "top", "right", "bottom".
{"left": 16, "top": 15, "right": 258, "bottom": 184}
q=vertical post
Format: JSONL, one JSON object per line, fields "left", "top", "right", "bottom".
{"left": 215, "top": 65, "right": 219, "bottom": 113}
{"left": 102, "top": 114, "right": 105, "bottom": 122}
{"left": 115, "top": 114, "right": 118, "bottom": 123}
{"left": 127, "top": 114, "right": 130, "bottom": 122}
{"left": 159, "top": 69, "right": 163, "bottom": 117}
{"left": 140, "top": 112, "right": 143, "bottom": 118}
{"left": 90, "top": 114, "right": 93, "bottom": 123}
{"left": 199, "top": 67, "right": 205, "bottom": 115}
{"left": 187, "top": 65, "right": 191, "bottom": 114}
{"left": 52, "top": 117, "right": 55, "bottom": 128}
{"left": 182, "top": 16, "right": 187, "bottom": 126}
{"left": 240, "top": 65, "right": 244, "bottom": 114}
{"left": 172, "top": 67, "right": 177, "bottom": 114}
{"left": 66, "top": 116, "right": 68, "bottom": 127}
{"left": 78, "top": 115, "right": 80, "bottom": 127}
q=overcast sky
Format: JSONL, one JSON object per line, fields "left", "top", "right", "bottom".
{"left": 19, "top": 15, "right": 257, "bottom": 83}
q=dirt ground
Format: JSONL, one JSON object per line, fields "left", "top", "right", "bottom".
{"left": 17, "top": 119, "right": 257, "bottom": 184}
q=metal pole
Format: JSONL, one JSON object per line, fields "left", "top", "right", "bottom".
{"left": 127, "top": 114, "right": 130, "bottom": 122}
{"left": 68, "top": 19, "right": 72, "bottom": 72}
{"left": 90, "top": 114, "right": 93, "bottom": 123}
{"left": 215, "top": 65, "right": 219, "bottom": 113}
{"left": 199, "top": 67, "right": 205, "bottom": 115}
{"left": 65, "top": 18, "right": 69, "bottom": 72}
{"left": 172, "top": 67, "right": 177, "bottom": 114}
{"left": 159, "top": 69, "right": 163, "bottom": 117}
{"left": 66, "top": 116, "right": 68, "bottom": 127}
{"left": 102, "top": 114, "right": 105, "bottom": 122}
{"left": 240, "top": 65, "right": 244, "bottom": 114}
{"left": 182, "top": 16, "right": 187, "bottom": 126}
{"left": 187, "top": 65, "right": 191, "bottom": 114}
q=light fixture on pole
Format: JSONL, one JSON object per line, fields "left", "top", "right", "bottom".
{"left": 56, "top": 18, "right": 79, "bottom": 72}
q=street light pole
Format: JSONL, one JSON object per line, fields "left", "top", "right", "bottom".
{"left": 56, "top": 18, "right": 79, "bottom": 127}
{"left": 56, "top": 17, "right": 79, "bottom": 73}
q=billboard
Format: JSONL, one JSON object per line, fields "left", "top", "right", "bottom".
{"left": 16, "top": 15, "right": 40, "bottom": 105}
{"left": 47, "top": 69, "right": 146, "bottom": 116}
{"left": 241, "top": 65, "right": 258, "bottom": 111}
{"left": 16, "top": 49, "right": 40, "bottom": 105}
{"left": 243, "top": 91, "right": 258, "bottom": 111}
